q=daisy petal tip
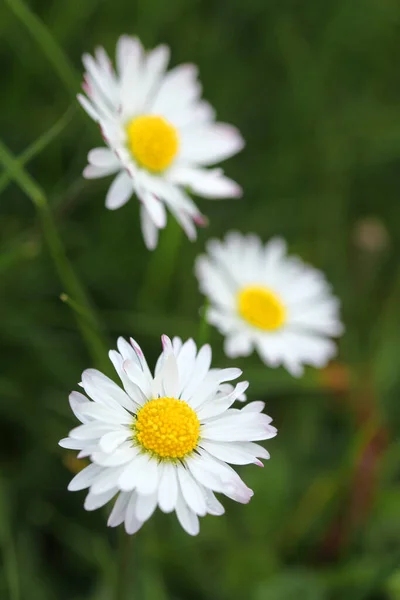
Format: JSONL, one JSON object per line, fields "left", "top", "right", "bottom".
{"left": 188, "top": 529, "right": 200, "bottom": 537}
{"left": 82, "top": 165, "right": 93, "bottom": 179}
{"left": 161, "top": 334, "right": 173, "bottom": 351}
{"left": 242, "top": 488, "right": 254, "bottom": 504}
{"left": 129, "top": 337, "right": 143, "bottom": 357}
{"left": 231, "top": 183, "right": 243, "bottom": 198}
{"left": 193, "top": 213, "right": 208, "bottom": 228}
{"left": 67, "top": 481, "right": 79, "bottom": 492}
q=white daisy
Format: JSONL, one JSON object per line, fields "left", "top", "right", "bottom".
{"left": 59, "top": 335, "right": 276, "bottom": 536}
{"left": 79, "top": 37, "right": 244, "bottom": 249}
{"left": 195, "top": 233, "right": 344, "bottom": 377}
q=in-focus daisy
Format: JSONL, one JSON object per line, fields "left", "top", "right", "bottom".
{"left": 59, "top": 336, "right": 276, "bottom": 536}
{"left": 195, "top": 233, "right": 343, "bottom": 377}
{"left": 79, "top": 37, "right": 244, "bottom": 249}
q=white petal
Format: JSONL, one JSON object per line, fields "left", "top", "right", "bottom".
{"left": 84, "top": 487, "right": 118, "bottom": 511}
{"left": 140, "top": 44, "right": 170, "bottom": 106}
{"left": 129, "top": 338, "right": 153, "bottom": 380}
{"left": 68, "top": 464, "right": 103, "bottom": 491}
{"left": 105, "top": 171, "right": 133, "bottom": 210}
{"left": 108, "top": 491, "right": 130, "bottom": 527}
{"left": 118, "top": 454, "right": 148, "bottom": 492}
{"left": 224, "top": 333, "right": 254, "bottom": 358}
{"left": 186, "top": 452, "right": 253, "bottom": 504}
{"left": 210, "top": 367, "right": 243, "bottom": 383}
{"left": 175, "top": 490, "right": 200, "bottom": 536}
{"left": 172, "top": 336, "right": 183, "bottom": 354}
{"left": 180, "top": 123, "right": 244, "bottom": 166}
{"left": 117, "top": 336, "right": 139, "bottom": 363}
{"left": 186, "top": 378, "right": 219, "bottom": 411}
{"left": 185, "top": 455, "right": 227, "bottom": 494}
{"left": 176, "top": 338, "right": 197, "bottom": 391}
{"left": 68, "top": 391, "right": 91, "bottom": 424}
{"left": 135, "top": 491, "right": 158, "bottom": 522}
{"left": 122, "top": 359, "right": 152, "bottom": 398}
{"left": 197, "top": 451, "right": 254, "bottom": 504}
{"left": 135, "top": 458, "right": 160, "bottom": 495}
{"left": 202, "top": 412, "right": 277, "bottom": 442}
{"left": 176, "top": 464, "right": 207, "bottom": 516}
{"left": 181, "top": 344, "right": 212, "bottom": 399}
{"left": 119, "top": 454, "right": 159, "bottom": 495}
{"left": 140, "top": 192, "right": 167, "bottom": 229}
{"left": 152, "top": 63, "right": 200, "bottom": 116}
{"left": 90, "top": 465, "right": 126, "bottom": 495}
{"left": 99, "top": 429, "right": 132, "bottom": 453}
{"left": 79, "top": 403, "right": 131, "bottom": 425}
{"left": 118, "top": 36, "right": 144, "bottom": 117}
{"left": 88, "top": 148, "right": 120, "bottom": 169}
{"left": 242, "top": 401, "right": 265, "bottom": 413}
{"left": 158, "top": 462, "right": 178, "bottom": 513}
{"left": 82, "top": 51, "right": 116, "bottom": 107}
{"left": 80, "top": 368, "right": 135, "bottom": 412}
{"left": 160, "top": 353, "right": 179, "bottom": 397}
{"left": 195, "top": 256, "right": 236, "bottom": 311}
{"left": 83, "top": 163, "right": 120, "bottom": 179}
{"left": 197, "top": 380, "right": 249, "bottom": 420}
{"left": 140, "top": 204, "right": 159, "bottom": 250}
{"left": 69, "top": 422, "right": 115, "bottom": 440}
{"left": 77, "top": 93, "right": 100, "bottom": 122}
{"left": 200, "top": 440, "right": 267, "bottom": 466}
{"left": 108, "top": 350, "right": 147, "bottom": 406}
{"left": 91, "top": 446, "right": 139, "bottom": 467}
{"left": 124, "top": 492, "right": 144, "bottom": 535}
{"left": 59, "top": 437, "right": 85, "bottom": 450}
{"left": 201, "top": 487, "right": 225, "bottom": 516}
{"left": 168, "top": 166, "right": 242, "bottom": 199}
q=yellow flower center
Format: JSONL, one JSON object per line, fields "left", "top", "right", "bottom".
{"left": 134, "top": 397, "right": 200, "bottom": 459}
{"left": 126, "top": 115, "right": 179, "bottom": 173}
{"left": 237, "top": 285, "right": 286, "bottom": 331}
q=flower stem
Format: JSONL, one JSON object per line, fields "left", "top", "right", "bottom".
{"left": 137, "top": 217, "right": 183, "bottom": 311}
{"left": 0, "top": 105, "right": 77, "bottom": 195}
{"left": 0, "top": 140, "right": 110, "bottom": 373}
{"left": 4, "top": 0, "right": 78, "bottom": 95}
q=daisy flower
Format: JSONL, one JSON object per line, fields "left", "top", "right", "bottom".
{"left": 59, "top": 336, "right": 276, "bottom": 536}
{"left": 79, "top": 36, "right": 244, "bottom": 249}
{"left": 195, "top": 233, "right": 343, "bottom": 377}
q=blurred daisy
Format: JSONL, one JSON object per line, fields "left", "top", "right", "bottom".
{"left": 79, "top": 37, "right": 244, "bottom": 249}
{"left": 195, "top": 233, "right": 343, "bottom": 377}
{"left": 59, "top": 336, "right": 276, "bottom": 536}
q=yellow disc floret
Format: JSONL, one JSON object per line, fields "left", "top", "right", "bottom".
{"left": 238, "top": 285, "right": 286, "bottom": 331}
{"left": 134, "top": 397, "right": 200, "bottom": 459}
{"left": 126, "top": 115, "right": 179, "bottom": 173}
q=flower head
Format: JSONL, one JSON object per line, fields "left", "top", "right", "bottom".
{"left": 79, "top": 38, "right": 244, "bottom": 249}
{"left": 60, "top": 336, "right": 276, "bottom": 536}
{"left": 195, "top": 233, "right": 344, "bottom": 377}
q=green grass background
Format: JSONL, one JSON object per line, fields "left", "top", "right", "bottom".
{"left": 1, "top": 0, "right": 400, "bottom": 598}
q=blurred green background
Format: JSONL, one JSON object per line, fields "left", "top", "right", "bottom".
{"left": 1, "top": 0, "right": 400, "bottom": 598}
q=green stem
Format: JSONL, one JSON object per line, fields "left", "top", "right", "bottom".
{"left": 0, "top": 140, "right": 109, "bottom": 373}
{"left": 0, "top": 105, "right": 76, "bottom": 195}
{"left": 5, "top": 0, "right": 78, "bottom": 94}
{"left": 137, "top": 218, "right": 183, "bottom": 311}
